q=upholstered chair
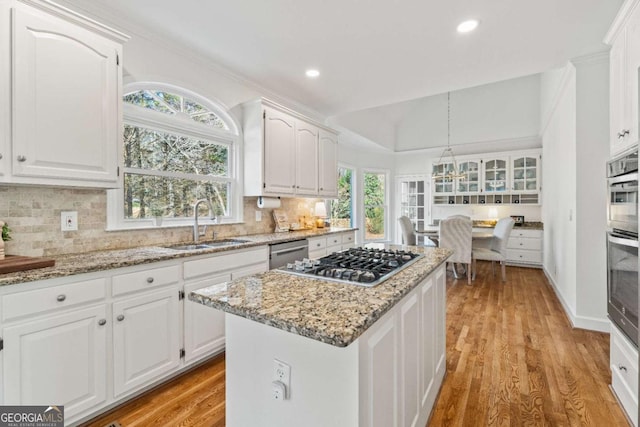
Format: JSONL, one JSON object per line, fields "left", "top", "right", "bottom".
{"left": 472, "top": 217, "right": 515, "bottom": 282}
{"left": 439, "top": 216, "right": 473, "bottom": 284}
{"left": 398, "top": 216, "right": 436, "bottom": 247}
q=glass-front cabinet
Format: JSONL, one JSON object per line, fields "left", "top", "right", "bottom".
{"left": 511, "top": 156, "right": 539, "bottom": 193}
{"left": 456, "top": 160, "right": 480, "bottom": 194}
{"left": 432, "top": 161, "right": 455, "bottom": 195}
{"left": 482, "top": 157, "right": 508, "bottom": 193}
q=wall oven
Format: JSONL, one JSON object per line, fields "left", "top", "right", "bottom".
{"left": 607, "top": 231, "right": 638, "bottom": 346}
{"left": 607, "top": 149, "right": 639, "bottom": 347}
{"left": 607, "top": 150, "right": 638, "bottom": 234}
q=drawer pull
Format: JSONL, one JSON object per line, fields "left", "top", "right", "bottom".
{"left": 519, "top": 243, "right": 523, "bottom": 246}
{"left": 316, "top": 243, "right": 321, "bottom": 247}
{"left": 146, "top": 277, "right": 154, "bottom": 283}
{"left": 56, "top": 294, "right": 66, "bottom": 302}
{"left": 98, "top": 319, "right": 106, "bottom": 326}
{"left": 17, "top": 155, "right": 26, "bottom": 162}
{"left": 117, "top": 314, "right": 125, "bottom": 322}
{"left": 618, "top": 364, "right": 627, "bottom": 372}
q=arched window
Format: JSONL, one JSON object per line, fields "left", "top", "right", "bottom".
{"left": 108, "top": 83, "right": 241, "bottom": 229}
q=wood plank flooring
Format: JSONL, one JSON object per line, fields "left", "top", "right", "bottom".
{"left": 83, "top": 261, "right": 629, "bottom": 427}
{"left": 428, "top": 262, "right": 628, "bottom": 426}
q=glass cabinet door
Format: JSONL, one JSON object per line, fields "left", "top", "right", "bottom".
{"left": 456, "top": 160, "right": 480, "bottom": 194}
{"left": 432, "top": 162, "right": 454, "bottom": 194}
{"left": 483, "top": 158, "right": 508, "bottom": 192}
{"left": 511, "top": 156, "right": 538, "bottom": 193}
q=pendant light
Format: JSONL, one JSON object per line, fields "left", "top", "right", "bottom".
{"left": 432, "top": 92, "right": 466, "bottom": 181}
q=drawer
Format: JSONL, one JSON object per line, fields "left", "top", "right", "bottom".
{"left": 3, "top": 277, "right": 106, "bottom": 321}
{"left": 612, "top": 368, "right": 638, "bottom": 427}
{"left": 184, "top": 246, "right": 268, "bottom": 280}
{"left": 507, "top": 237, "right": 542, "bottom": 251}
{"left": 308, "top": 237, "right": 327, "bottom": 252}
{"left": 326, "top": 235, "right": 342, "bottom": 247}
{"left": 112, "top": 265, "right": 181, "bottom": 296}
{"left": 506, "top": 249, "right": 542, "bottom": 264}
{"left": 611, "top": 325, "right": 639, "bottom": 398}
{"left": 510, "top": 228, "right": 542, "bottom": 238}
{"left": 341, "top": 232, "right": 355, "bottom": 245}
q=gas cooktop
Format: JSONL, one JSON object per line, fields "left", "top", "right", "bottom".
{"left": 276, "top": 247, "right": 423, "bottom": 287}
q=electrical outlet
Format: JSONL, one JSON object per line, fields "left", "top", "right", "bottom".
{"left": 61, "top": 211, "right": 78, "bottom": 231}
{"left": 273, "top": 359, "right": 290, "bottom": 398}
{"left": 255, "top": 210, "right": 262, "bottom": 222}
{"left": 272, "top": 381, "right": 286, "bottom": 401}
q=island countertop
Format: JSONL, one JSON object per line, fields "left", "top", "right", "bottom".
{"left": 189, "top": 245, "right": 452, "bottom": 348}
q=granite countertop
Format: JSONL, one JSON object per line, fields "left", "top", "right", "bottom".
{"left": 189, "top": 245, "right": 452, "bottom": 348}
{"left": 473, "top": 220, "right": 543, "bottom": 230}
{"left": 0, "top": 227, "right": 357, "bottom": 287}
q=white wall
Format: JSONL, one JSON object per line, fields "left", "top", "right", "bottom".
{"left": 541, "top": 64, "right": 578, "bottom": 321}
{"left": 395, "top": 74, "right": 541, "bottom": 151}
{"left": 540, "top": 54, "right": 610, "bottom": 332}
{"left": 574, "top": 55, "right": 610, "bottom": 325}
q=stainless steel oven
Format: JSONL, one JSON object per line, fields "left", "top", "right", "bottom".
{"left": 607, "top": 150, "right": 638, "bottom": 234}
{"left": 607, "top": 230, "right": 638, "bottom": 347}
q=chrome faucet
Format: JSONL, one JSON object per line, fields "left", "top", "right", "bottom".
{"left": 193, "top": 199, "right": 215, "bottom": 243}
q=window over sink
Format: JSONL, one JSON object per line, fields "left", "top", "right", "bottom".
{"left": 107, "top": 83, "right": 241, "bottom": 230}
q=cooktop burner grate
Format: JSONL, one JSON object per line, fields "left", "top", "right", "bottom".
{"left": 276, "top": 247, "right": 423, "bottom": 287}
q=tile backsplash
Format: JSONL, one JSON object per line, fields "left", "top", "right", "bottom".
{"left": 0, "top": 186, "right": 322, "bottom": 257}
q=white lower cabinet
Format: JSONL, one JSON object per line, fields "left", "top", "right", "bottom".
{"left": 610, "top": 322, "right": 638, "bottom": 427}
{"left": 183, "top": 274, "right": 230, "bottom": 364}
{"left": 506, "top": 228, "right": 543, "bottom": 266}
{"left": 308, "top": 231, "right": 356, "bottom": 259}
{"left": 112, "top": 287, "right": 180, "bottom": 397}
{"left": 0, "top": 243, "right": 270, "bottom": 425}
{"left": 3, "top": 304, "right": 108, "bottom": 416}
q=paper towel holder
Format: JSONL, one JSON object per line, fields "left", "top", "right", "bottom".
{"left": 257, "top": 196, "right": 281, "bottom": 209}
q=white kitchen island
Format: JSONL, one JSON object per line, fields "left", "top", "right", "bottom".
{"left": 190, "top": 245, "right": 451, "bottom": 427}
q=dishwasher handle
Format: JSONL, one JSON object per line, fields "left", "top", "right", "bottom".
{"left": 271, "top": 246, "right": 308, "bottom": 256}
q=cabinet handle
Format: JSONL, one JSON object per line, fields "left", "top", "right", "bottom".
{"left": 623, "top": 129, "right": 630, "bottom": 137}
{"left": 17, "top": 155, "right": 26, "bottom": 162}
{"left": 0, "top": 154, "right": 3, "bottom": 160}
{"left": 292, "top": 185, "right": 295, "bottom": 188}
{"left": 146, "top": 277, "right": 154, "bottom": 283}
{"left": 618, "top": 364, "right": 627, "bottom": 372}
{"left": 98, "top": 319, "right": 106, "bottom": 326}
{"left": 56, "top": 294, "right": 66, "bottom": 302}
{"left": 519, "top": 243, "right": 523, "bottom": 246}
{"left": 117, "top": 314, "right": 125, "bottom": 322}
{"left": 320, "top": 187, "right": 323, "bottom": 190}
{"left": 316, "top": 243, "right": 321, "bottom": 247}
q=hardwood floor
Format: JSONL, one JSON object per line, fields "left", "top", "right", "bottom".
{"left": 83, "top": 261, "right": 629, "bottom": 427}
{"left": 428, "top": 261, "right": 628, "bottom": 426}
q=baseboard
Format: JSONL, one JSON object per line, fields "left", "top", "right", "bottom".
{"left": 542, "top": 267, "right": 610, "bottom": 333}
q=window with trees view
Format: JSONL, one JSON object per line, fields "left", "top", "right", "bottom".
{"left": 364, "top": 171, "right": 387, "bottom": 241}
{"left": 110, "top": 84, "right": 240, "bottom": 229}
{"left": 330, "top": 167, "right": 354, "bottom": 228}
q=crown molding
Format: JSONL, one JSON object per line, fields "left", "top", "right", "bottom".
{"left": 604, "top": 0, "right": 640, "bottom": 44}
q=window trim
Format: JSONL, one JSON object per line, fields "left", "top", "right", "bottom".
{"left": 106, "top": 82, "right": 243, "bottom": 231}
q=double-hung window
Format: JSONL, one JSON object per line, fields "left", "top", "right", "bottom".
{"left": 108, "top": 83, "right": 241, "bottom": 229}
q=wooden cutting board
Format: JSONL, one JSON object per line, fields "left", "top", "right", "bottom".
{"left": 0, "top": 255, "right": 55, "bottom": 274}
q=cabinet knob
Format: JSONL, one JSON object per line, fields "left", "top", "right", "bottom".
{"left": 618, "top": 364, "right": 627, "bottom": 372}
{"left": 0, "top": 153, "right": 3, "bottom": 160}
{"left": 292, "top": 185, "right": 295, "bottom": 188}
{"left": 146, "top": 277, "right": 154, "bottom": 283}
{"left": 56, "top": 294, "right": 66, "bottom": 302}
{"left": 17, "top": 155, "right": 26, "bottom": 162}
{"left": 320, "top": 187, "right": 323, "bottom": 191}
{"left": 117, "top": 314, "right": 125, "bottom": 322}
{"left": 98, "top": 319, "right": 106, "bottom": 326}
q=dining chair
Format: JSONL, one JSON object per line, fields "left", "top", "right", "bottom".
{"left": 472, "top": 217, "right": 515, "bottom": 282}
{"left": 398, "top": 216, "right": 436, "bottom": 247}
{"left": 439, "top": 216, "right": 473, "bottom": 284}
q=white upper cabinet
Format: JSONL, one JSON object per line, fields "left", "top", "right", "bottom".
{"left": 0, "top": 0, "right": 128, "bottom": 187}
{"left": 481, "top": 156, "right": 509, "bottom": 193}
{"left": 263, "top": 106, "right": 296, "bottom": 195}
{"left": 510, "top": 154, "right": 539, "bottom": 193}
{"left": 606, "top": 0, "right": 640, "bottom": 156}
{"left": 294, "top": 119, "right": 319, "bottom": 196}
{"left": 318, "top": 130, "right": 338, "bottom": 197}
{"left": 241, "top": 98, "right": 339, "bottom": 198}
{"left": 456, "top": 160, "right": 480, "bottom": 194}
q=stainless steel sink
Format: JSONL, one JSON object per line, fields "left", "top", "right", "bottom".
{"left": 164, "top": 239, "right": 250, "bottom": 251}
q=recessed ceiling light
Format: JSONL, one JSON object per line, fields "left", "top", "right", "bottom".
{"left": 457, "top": 19, "right": 479, "bottom": 33}
{"left": 305, "top": 69, "right": 320, "bottom": 78}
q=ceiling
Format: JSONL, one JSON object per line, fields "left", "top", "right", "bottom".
{"left": 60, "top": 0, "right": 621, "bottom": 117}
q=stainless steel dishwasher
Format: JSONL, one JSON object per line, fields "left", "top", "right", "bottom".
{"left": 269, "top": 239, "right": 309, "bottom": 269}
